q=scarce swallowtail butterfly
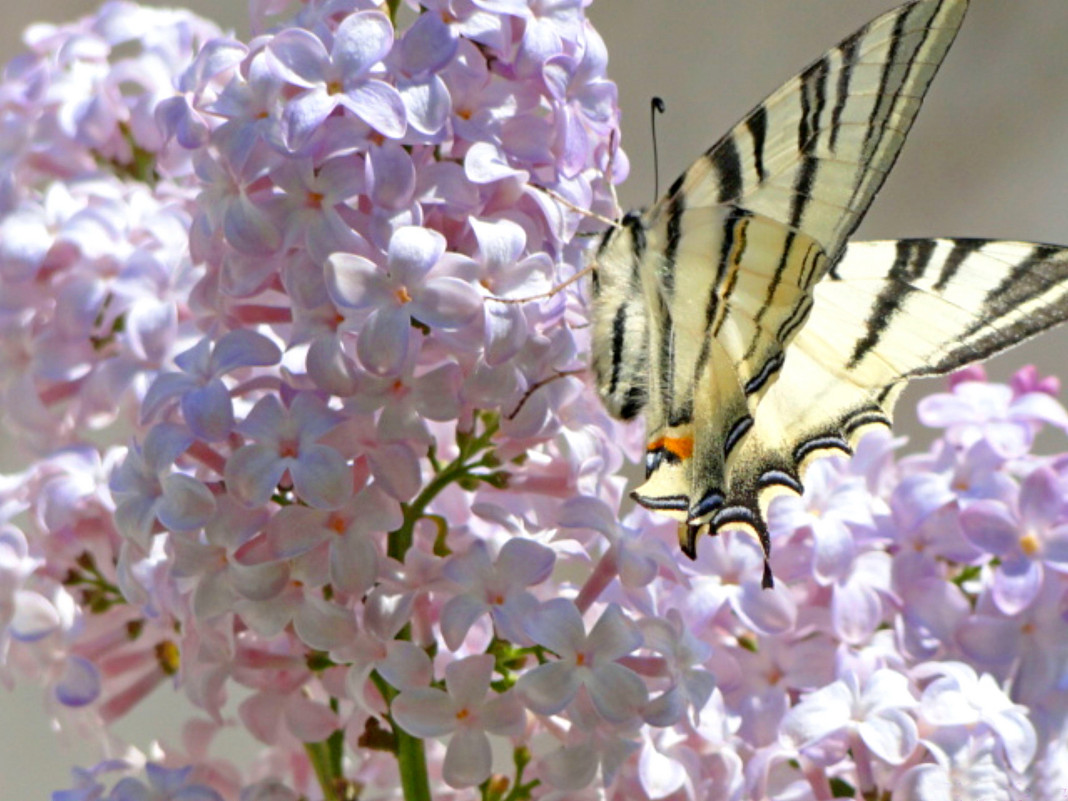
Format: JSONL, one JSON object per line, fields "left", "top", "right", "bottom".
{"left": 589, "top": 0, "right": 1068, "bottom": 587}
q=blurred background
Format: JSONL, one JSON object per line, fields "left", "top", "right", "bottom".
{"left": 2, "top": 1, "right": 1068, "bottom": 797}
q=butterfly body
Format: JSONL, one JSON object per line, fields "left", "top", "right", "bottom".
{"left": 590, "top": 0, "right": 1068, "bottom": 585}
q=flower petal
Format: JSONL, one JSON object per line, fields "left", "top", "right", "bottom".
{"left": 291, "top": 443, "right": 353, "bottom": 509}
{"left": 586, "top": 604, "right": 642, "bottom": 662}
{"left": 356, "top": 307, "right": 410, "bottom": 376}
{"left": 496, "top": 537, "right": 555, "bottom": 586}
{"left": 517, "top": 660, "right": 580, "bottom": 716}
{"left": 55, "top": 656, "right": 101, "bottom": 707}
{"left": 858, "top": 707, "right": 918, "bottom": 765}
{"left": 225, "top": 443, "right": 287, "bottom": 507}
{"left": 334, "top": 11, "right": 394, "bottom": 78}
{"left": 960, "top": 501, "right": 1019, "bottom": 556}
{"left": 326, "top": 252, "right": 389, "bottom": 309}
{"left": 341, "top": 79, "right": 407, "bottom": 139}
{"left": 393, "top": 687, "right": 457, "bottom": 737}
{"left": 445, "top": 654, "right": 493, "bottom": 708}
{"left": 440, "top": 594, "right": 488, "bottom": 652}
{"left": 587, "top": 662, "right": 647, "bottom": 723}
{"left": 443, "top": 728, "right": 492, "bottom": 788}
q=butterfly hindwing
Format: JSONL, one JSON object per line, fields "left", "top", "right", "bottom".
{"left": 622, "top": 206, "right": 829, "bottom": 530}
{"left": 715, "top": 239, "right": 1068, "bottom": 533}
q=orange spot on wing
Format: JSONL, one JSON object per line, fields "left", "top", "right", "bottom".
{"left": 647, "top": 436, "right": 693, "bottom": 460}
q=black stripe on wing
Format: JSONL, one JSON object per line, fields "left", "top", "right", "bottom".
{"left": 829, "top": 36, "right": 861, "bottom": 152}
{"left": 933, "top": 239, "right": 984, "bottom": 291}
{"left": 849, "top": 238, "right": 938, "bottom": 367}
{"left": 710, "top": 135, "right": 744, "bottom": 204}
{"left": 746, "top": 106, "right": 768, "bottom": 181}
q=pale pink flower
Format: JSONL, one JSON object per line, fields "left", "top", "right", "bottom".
{"left": 393, "top": 654, "right": 524, "bottom": 787}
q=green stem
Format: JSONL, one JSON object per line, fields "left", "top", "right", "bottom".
{"left": 305, "top": 741, "right": 340, "bottom": 801}
{"left": 371, "top": 672, "right": 432, "bottom": 801}
{"left": 386, "top": 0, "right": 402, "bottom": 25}
{"left": 381, "top": 413, "right": 500, "bottom": 801}
{"left": 388, "top": 464, "right": 457, "bottom": 561}
{"left": 388, "top": 415, "right": 499, "bottom": 562}
{"left": 395, "top": 724, "right": 432, "bottom": 801}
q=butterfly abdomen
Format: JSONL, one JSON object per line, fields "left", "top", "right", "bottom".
{"left": 591, "top": 213, "right": 651, "bottom": 420}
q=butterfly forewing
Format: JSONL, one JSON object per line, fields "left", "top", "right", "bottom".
{"left": 684, "top": 0, "right": 968, "bottom": 260}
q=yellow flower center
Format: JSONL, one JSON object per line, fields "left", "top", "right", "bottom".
{"left": 1019, "top": 532, "right": 1041, "bottom": 557}
{"left": 156, "top": 640, "right": 181, "bottom": 676}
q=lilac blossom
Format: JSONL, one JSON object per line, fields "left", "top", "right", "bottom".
{"left": 392, "top": 654, "right": 525, "bottom": 787}
{"left": 224, "top": 392, "right": 352, "bottom": 509}
{"left": 542, "top": 26, "right": 618, "bottom": 175}
{"left": 676, "top": 529, "right": 797, "bottom": 636}
{"left": 636, "top": 609, "right": 716, "bottom": 727}
{"left": 264, "top": 10, "right": 407, "bottom": 147}
{"left": 0, "top": 525, "right": 42, "bottom": 638}
{"left": 109, "top": 423, "right": 216, "bottom": 548}
{"left": 535, "top": 692, "right": 643, "bottom": 791}
{"left": 253, "top": 485, "right": 400, "bottom": 597}
{"left": 239, "top": 673, "right": 340, "bottom": 745}
{"left": 721, "top": 633, "right": 836, "bottom": 747}
{"left": 341, "top": 587, "right": 433, "bottom": 715}
{"left": 108, "top": 764, "right": 224, "bottom": 801}
{"left": 780, "top": 668, "right": 919, "bottom": 792}
{"left": 918, "top": 374, "right": 1068, "bottom": 457}
{"left": 960, "top": 464, "right": 1068, "bottom": 614}
{"left": 390, "top": 11, "right": 456, "bottom": 137}
{"left": 140, "top": 331, "right": 282, "bottom": 441}
{"left": 518, "top": 601, "right": 647, "bottom": 723}
{"left": 911, "top": 661, "right": 1036, "bottom": 774}
{"left": 325, "top": 225, "right": 483, "bottom": 376}
{"left": 338, "top": 334, "right": 465, "bottom": 439}
{"left": 168, "top": 494, "right": 274, "bottom": 621}
{"left": 439, "top": 537, "right": 554, "bottom": 650}
{"left": 954, "top": 577, "right": 1068, "bottom": 706}
{"left": 895, "top": 735, "right": 1025, "bottom": 801}
{"left": 558, "top": 497, "right": 681, "bottom": 612}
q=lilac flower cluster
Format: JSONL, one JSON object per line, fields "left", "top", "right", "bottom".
{"left": 4, "top": 1, "right": 1068, "bottom": 800}
{"left": 0, "top": 0, "right": 220, "bottom": 744}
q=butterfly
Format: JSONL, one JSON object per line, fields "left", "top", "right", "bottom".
{"left": 588, "top": 0, "right": 1068, "bottom": 587}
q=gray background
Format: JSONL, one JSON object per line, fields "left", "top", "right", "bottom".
{"left": 3, "top": 1, "right": 1068, "bottom": 797}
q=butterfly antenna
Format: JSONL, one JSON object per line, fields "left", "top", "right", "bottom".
{"left": 506, "top": 368, "right": 586, "bottom": 420}
{"left": 485, "top": 264, "right": 595, "bottom": 305}
{"left": 494, "top": 127, "right": 626, "bottom": 306}
{"left": 530, "top": 184, "right": 619, "bottom": 230}
{"left": 605, "top": 127, "right": 621, "bottom": 211}
{"left": 485, "top": 188, "right": 610, "bottom": 304}
{"left": 651, "top": 96, "right": 666, "bottom": 203}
